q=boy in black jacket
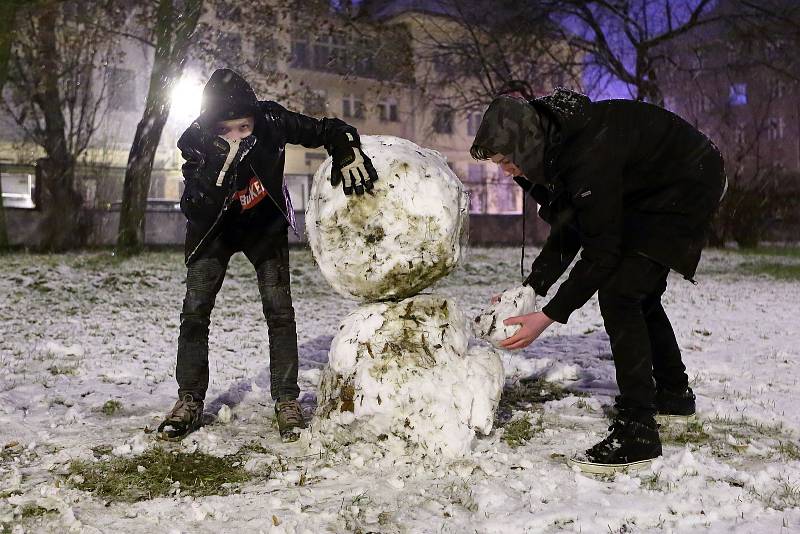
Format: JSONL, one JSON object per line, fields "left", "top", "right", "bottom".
{"left": 470, "top": 89, "right": 727, "bottom": 471}
{"left": 157, "top": 69, "right": 377, "bottom": 442}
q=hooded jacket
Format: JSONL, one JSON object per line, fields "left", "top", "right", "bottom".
{"left": 479, "top": 89, "right": 727, "bottom": 324}
{"left": 178, "top": 69, "right": 359, "bottom": 264}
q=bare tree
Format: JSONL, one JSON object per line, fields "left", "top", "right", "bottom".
{"left": 2, "top": 1, "right": 122, "bottom": 251}
{"left": 731, "top": 0, "right": 800, "bottom": 82}
{"left": 664, "top": 3, "right": 799, "bottom": 247}
{"left": 116, "top": 0, "right": 203, "bottom": 254}
{"left": 402, "top": 0, "right": 582, "bottom": 115}
{"left": 544, "top": 0, "right": 723, "bottom": 104}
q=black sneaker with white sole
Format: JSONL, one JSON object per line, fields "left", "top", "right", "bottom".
{"left": 568, "top": 416, "right": 662, "bottom": 474}
{"left": 656, "top": 387, "right": 696, "bottom": 420}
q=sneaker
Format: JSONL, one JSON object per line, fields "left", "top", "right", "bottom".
{"left": 656, "top": 387, "right": 696, "bottom": 418}
{"left": 275, "top": 399, "right": 306, "bottom": 443}
{"left": 568, "top": 416, "right": 662, "bottom": 474}
{"left": 157, "top": 393, "right": 204, "bottom": 441}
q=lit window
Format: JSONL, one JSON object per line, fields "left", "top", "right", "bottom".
{"left": 1, "top": 171, "right": 36, "bottom": 209}
{"left": 729, "top": 83, "right": 747, "bottom": 106}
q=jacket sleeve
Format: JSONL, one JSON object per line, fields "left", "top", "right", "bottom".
{"left": 177, "top": 124, "right": 227, "bottom": 223}
{"left": 261, "top": 101, "right": 358, "bottom": 152}
{"left": 525, "top": 217, "right": 581, "bottom": 297}
{"left": 541, "top": 153, "right": 626, "bottom": 324}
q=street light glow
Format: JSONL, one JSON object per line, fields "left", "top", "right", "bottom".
{"left": 171, "top": 75, "right": 203, "bottom": 123}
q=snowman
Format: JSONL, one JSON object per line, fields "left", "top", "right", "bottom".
{"left": 306, "top": 136, "right": 513, "bottom": 457}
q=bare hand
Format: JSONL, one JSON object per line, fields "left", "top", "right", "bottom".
{"left": 499, "top": 312, "right": 555, "bottom": 350}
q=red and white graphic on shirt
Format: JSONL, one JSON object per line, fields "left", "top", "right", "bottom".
{"left": 235, "top": 176, "right": 268, "bottom": 210}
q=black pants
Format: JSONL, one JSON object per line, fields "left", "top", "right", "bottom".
{"left": 598, "top": 255, "right": 689, "bottom": 418}
{"left": 176, "top": 228, "right": 299, "bottom": 401}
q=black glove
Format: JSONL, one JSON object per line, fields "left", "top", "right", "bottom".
{"left": 329, "top": 131, "right": 379, "bottom": 195}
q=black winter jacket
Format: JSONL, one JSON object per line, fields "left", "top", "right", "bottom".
{"left": 178, "top": 101, "right": 358, "bottom": 264}
{"left": 520, "top": 89, "right": 727, "bottom": 324}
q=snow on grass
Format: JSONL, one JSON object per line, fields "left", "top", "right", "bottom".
{"left": 1, "top": 246, "right": 800, "bottom": 532}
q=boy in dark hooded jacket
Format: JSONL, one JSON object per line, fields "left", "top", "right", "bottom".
{"left": 470, "top": 89, "right": 726, "bottom": 472}
{"left": 157, "top": 69, "right": 377, "bottom": 442}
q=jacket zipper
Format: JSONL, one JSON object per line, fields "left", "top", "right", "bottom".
{"left": 249, "top": 163, "right": 298, "bottom": 235}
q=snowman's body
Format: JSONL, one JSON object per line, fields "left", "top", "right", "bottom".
{"left": 307, "top": 136, "right": 504, "bottom": 457}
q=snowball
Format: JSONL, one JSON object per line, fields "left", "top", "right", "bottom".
{"left": 316, "top": 295, "right": 504, "bottom": 458}
{"left": 217, "top": 404, "right": 232, "bottom": 424}
{"left": 306, "top": 136, "right": 469, "bottom": 301}
{"left": 474, "top": 285, "right": 539, "bottom": 349}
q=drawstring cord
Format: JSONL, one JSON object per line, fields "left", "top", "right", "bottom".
{"left": 521, "top": 191, "right": 526, "bottom": 279}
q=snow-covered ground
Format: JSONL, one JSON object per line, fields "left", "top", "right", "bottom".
{"left": 1, "top": 245, "right": 799, "bottom": 533}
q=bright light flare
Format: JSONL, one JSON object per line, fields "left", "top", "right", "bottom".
{"left": 171, "top": 76, "right": 204, "bottom": 123}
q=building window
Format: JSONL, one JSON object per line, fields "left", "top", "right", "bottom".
{"left": 290, "top": 37, "right": 309, "bottom": 69}
{"left": 312, "top": 33, "right": 348, "bottom": 72}
{"left": 769, "top": 78, "right": 786, "bottom": 99}
{"left": 106, "top": 67, "right": 136, "bottom": 112}
{"left": 767, "top": 117, "right": 785, "bottom": 141}
{"left": 467, "top": 111, "right": 483, "bottom": 136}
{"left": 378, "top": 98, "right": 398, "bottom": 122}
{"left": 729, "top": 83, "right": 747, "bottom": 106}
{"left": 303, "top": 89, "right": 327, "bottom": 116}
{"left": 342, "top": 94, "right": 364, "bottom": 119}
{"left": 433, "top": 105, "right": 454, "bottom": 134}
{"left": 1, "top": 171, "right": 36, "bottom": 209}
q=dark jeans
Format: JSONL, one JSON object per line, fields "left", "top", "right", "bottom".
{"left": 598, "top": 255, "right": 689, "bottom": 419}
{"left": 176, "top": 228, "right": 299, "bottom": 401}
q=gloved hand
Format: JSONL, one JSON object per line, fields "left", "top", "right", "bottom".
{"left": 178, "top": 121, "right": 249, "bottom": 222}
{"left": 329, "top": 131, "right": 378, "bottom": 195}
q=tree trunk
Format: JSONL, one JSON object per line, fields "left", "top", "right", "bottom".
{"left": 37, "top": 157, "right": 85, "bottom": 251}
{"left": 116, "top": 0, "right": 202, "bottom": 254}
{"left": 34, "top": 5, "right": 85, "bottom": 251}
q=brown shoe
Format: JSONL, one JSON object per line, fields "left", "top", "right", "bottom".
{"left": 157, "top": 393, "right": 204, "bottom": 441}
{"left": 275, "top": 399, "right": 306, "bottom": 443}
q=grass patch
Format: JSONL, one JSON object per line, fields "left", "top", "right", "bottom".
{"left": 502, "top": 416, "right": 541, "bottom": 448}
{"left": 733, "top": 246, "right": 800, "bottom": 258}
{"left": 497, "top": 377, "right": 586, "bottom": 423}
{"left": 18, "top": 504, "right": 53, "bottom": 518}
{"left": 777, "top": 440, "right": 800, "bottom": 461}
{"left": 661, "top": 419, "right": 712, "bottom": 446}
{"left": 47, "top": 365, "right": 78, "bottom": 376}
{"left": 739, "top": 262, "right": 800, "bottom": 281}
{"left": 68, "top": 446, "right": 257, "bottom": 502}
{"left": 101, "top": 400, "right": 122, "bottom": 416}
{"left": 752, "top": 481, "right": 800, "bottom": 511}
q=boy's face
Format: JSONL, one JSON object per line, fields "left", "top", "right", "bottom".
{"left": 213, "top": 116, "right": 255, "bottom": 142}
{"left": 490, "top": 153, "right": 524, "bottom": 178}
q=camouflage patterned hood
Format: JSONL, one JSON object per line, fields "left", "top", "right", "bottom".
{"left": 470, "top": 96, "right": 550, "bottom": 184}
